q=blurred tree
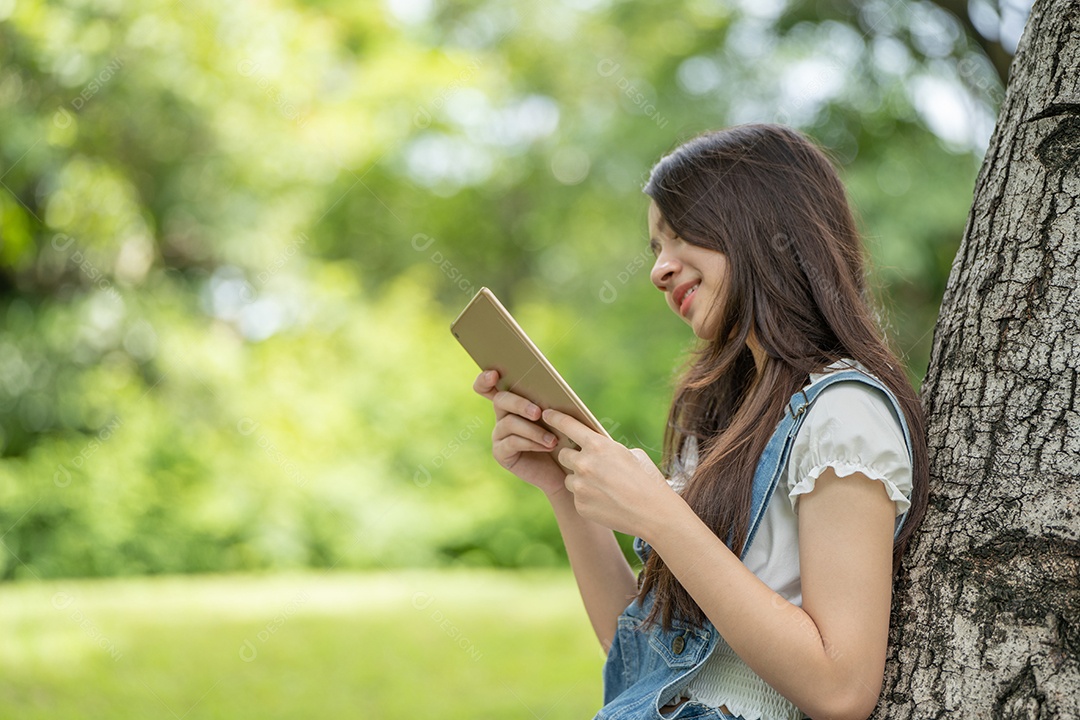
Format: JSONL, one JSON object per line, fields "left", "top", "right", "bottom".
{"left": 0, "top": 0, "right": 1041, "bottom": 580}
{"left": 881, "top": 0, "right": 1080, "bottom": 715}
{"left": 779, "top": 0, "right": 1032, "bottom": 83}
{"left": 931, "top": 0, "right": 1031, "bottom": 80}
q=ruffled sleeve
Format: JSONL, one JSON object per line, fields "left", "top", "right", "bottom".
{"left": 666, "top": 436, "right": 698, "bottom": 494}
{"left": 786, "top": 382, "right": 913, "bottom": 516}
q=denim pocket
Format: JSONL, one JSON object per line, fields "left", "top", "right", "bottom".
{"left": 647, "top": 619, "right": 713, "bottom": 670}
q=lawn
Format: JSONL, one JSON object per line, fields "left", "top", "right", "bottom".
{"left": 0, "top": 569, "right": 607, "bottom": 719}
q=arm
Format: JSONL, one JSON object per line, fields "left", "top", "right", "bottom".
{"left": 642, "top": 467, "right": 895, "bottom": 720}
{"left": 546, "top": 485, "right": 639, "bottom": 653}
{"left": 471, "top": 370, "right": 637, "bottom": 652}
{"left": 542, "top": 406, "right": 898, "bottom": 719}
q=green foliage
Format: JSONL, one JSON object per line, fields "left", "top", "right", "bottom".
{"left": 0, "top": 0, "right": 1003, "bottom": 578}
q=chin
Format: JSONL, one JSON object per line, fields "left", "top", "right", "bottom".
{"left": 690, "top": 317, "right": 723, "bottom": 342}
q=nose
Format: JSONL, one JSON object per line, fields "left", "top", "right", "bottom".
{"left": 650, "top": 252, "right": 680, "bottom": 291}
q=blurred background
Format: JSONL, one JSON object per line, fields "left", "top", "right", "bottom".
{"left": 0, "top": 0, "right": 1032, "bottom": 716}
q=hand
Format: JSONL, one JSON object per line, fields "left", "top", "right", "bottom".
{"left": 541, "top": 408, "right": 680, "bottom": 537}
{"left": 473, "top": 369, "right": 568, "bottom": 497}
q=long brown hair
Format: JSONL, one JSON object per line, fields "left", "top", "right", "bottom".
{"left": 638, "top": 124, "right": 929, "bottom": 630}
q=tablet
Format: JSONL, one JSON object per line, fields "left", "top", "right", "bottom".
{"left": 451, "top": 287, "right": 610, "bottom": 462}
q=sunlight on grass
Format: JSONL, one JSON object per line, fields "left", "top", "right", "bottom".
{"left": 0, "top": 569, "right": 607, "bottom": 719}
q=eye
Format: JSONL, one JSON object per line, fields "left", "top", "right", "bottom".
{"left": 649, "top": 239, "right": 660, "bottom": 257}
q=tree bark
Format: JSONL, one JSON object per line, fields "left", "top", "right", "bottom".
{"left": 878, "top": 0, "right": 1080, "bottom": 717}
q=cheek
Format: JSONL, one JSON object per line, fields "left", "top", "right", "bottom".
{"left": 711, "top": 278, "right": 730, "bottom": 311}
{"left": 701, "top": 270, "right": 731, "bottom": 326}
{"left": 711, "top": 261, "right": 731, "bottom": 296}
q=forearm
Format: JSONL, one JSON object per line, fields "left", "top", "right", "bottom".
{"left": 547, "top": 486, "right": 639, "bottom": 653}
{"left": 643, "top": 498, "right": 879, "bottom": 720}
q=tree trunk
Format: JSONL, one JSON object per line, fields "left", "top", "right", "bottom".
{"left": 878, "top": 0, "right": 1080, "bottom": 716}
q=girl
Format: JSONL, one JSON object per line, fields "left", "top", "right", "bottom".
{"left": 472, "top": 124, "right": 928, "bottom": 720}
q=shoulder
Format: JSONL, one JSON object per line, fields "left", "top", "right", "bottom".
{"left": 805, "top": 381, "right": 906, "bottom": 440}
{"left": 786, "top": 363, "right": 913, "bottom": 516}
{"left": 802, "top": 359, "right": 909, "bottom": 444}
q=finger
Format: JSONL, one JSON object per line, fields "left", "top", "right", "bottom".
{"left": 541, "top": 409, "right": 594, "bottom": 448}
{"left": 556, "top": 446, "right": 579, "bottom": 474}
{"left": 493, "top": 415, "right": 559, "bottom": 449}
{"left": 563, "top": 469, "right": 579, "bottom": 494}
{"left": 494, "top": 434, "right": 558, "bottom": 459}
{"left": 473, "top": 369, "right": 500, "bottom": 399}
{"left": 492, "top": 389, "right": 543, "bottom": 422}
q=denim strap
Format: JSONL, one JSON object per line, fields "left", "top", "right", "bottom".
{"left": 741, "top": 368, "right": 915, "bottom": 558}
{"left": 633, "top": 368, "right": 915, "bottom": 565}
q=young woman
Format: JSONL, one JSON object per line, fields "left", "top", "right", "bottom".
{"left": 472, "top": 124, "right": 928, "bottom": 720}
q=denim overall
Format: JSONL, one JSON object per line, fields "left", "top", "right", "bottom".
{"left": 596, "top": 368, "right": 914, "bottom": 720}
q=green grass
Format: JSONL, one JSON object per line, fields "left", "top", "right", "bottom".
{"left": 0, "top": 569, "right": 607, "bottom": 719}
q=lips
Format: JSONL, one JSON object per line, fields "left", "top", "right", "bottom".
{"left": 672, "top": 280, "right": 700, "bottom": 317}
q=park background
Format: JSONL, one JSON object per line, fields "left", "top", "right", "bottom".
{"left": 0, "top": 0, "right": 1033, "bottom": 717}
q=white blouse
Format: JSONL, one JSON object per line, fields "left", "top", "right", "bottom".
{"left": 666, "top": 360, "right": 914, "bottom": 719}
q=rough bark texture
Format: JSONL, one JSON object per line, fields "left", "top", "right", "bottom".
{"left": 876, "top": 0, "right": 1080, "bottom": 717}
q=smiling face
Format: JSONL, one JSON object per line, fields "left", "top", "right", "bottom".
{"left": 647, "top": 200, "right": 731, "bottom": 341}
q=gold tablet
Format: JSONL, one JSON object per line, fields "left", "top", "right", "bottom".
{"left": 451, "top": 287, "right": 610, "bottom": 461}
